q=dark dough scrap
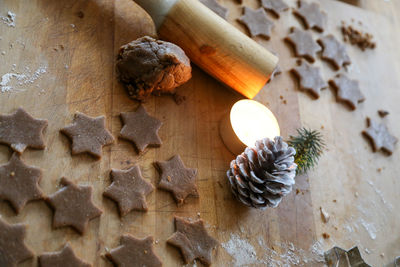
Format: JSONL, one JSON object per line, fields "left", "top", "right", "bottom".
{"left": 293, "top": 0, "right": 327, "bottom": 32}
{"left": 261, "top": 0, "right": 289, "bottom": 18}
{"left": 378, "top": 110, "right": 389, "bottom": 118}
{"left": 167, "top": 216, "right": 218, "bottom": 266}
{"left": 0, "top": 218, "right": 33, "bottom": 266}
{"left": 103, "top": 166, "right": 154, "bottom": 217}
{"left": 155, "top": 155, "right": 198, "bottom": 205}
{"left": 0, "top": 107, "right": 47, "bottom": 154}
{"left": 291, "top": 60, "right": 328, "bottom": 99}
{"left": 120, "top": 105, "right": 162, "bottom": 153}
{"left": 47, "top": 177, "right": 102, "bottom": 235}
{"left": 39, "top": 243, "right": 91, "bottom": 267}
{"left": 116, "top": 36, "right": 192, "bottom": 101}
{"left": 106, "top": 235, "right": 162, "bottom": 267}
{"left": 285, "top": 27, "right": 321, "bottom": 63}
{"left": 362, "top": 117, "right": 397, "bottom": 155}
{"left": 329, "top": 74, "right": 365, "bottom": 110}
{"left": 318, "top": 35, "right": 351, "bottom": 70}
{"left": 0, "top": 153, "right": 44, "bottom": 213}
{"left": 200, "top": 0, "right": 228, "bottom": 20}
{"left": 238, "top": 7, "right": 274, "bottom": 39}
{"left": 61, "top": 112, "right": 114, "bottom": 159}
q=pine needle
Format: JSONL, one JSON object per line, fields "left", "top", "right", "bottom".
{"left": 287, "top": 128, "right": 325, "bottom": 175}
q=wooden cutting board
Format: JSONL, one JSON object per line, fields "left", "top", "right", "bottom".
{"left": 0, "top": 0, "right": 399, "bottom": 266}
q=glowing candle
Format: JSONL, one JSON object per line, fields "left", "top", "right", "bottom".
{"left": 220, "top": 100, "right": 280, "bottom": 155}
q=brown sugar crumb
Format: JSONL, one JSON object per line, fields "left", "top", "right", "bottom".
{"left": 321, "top": 125, "right": 324, "bottom": 130}
{"left": 378, "top": 110, "right": 389, "bottom": 118}
{"left": 10, "top": 171, "right": 15, "bottom": 177}
{"left": 144, "top": 250, "right": 148, "bottom": 254}
{"left": 333, "top": 199, "right": 337, "bottom": 203}
{"left": 283, "top": 100, "right": 287, "bottom": 105}
{"left": 173, "top": 93, "right": 186, "bottom": 105}
{"left": 377, "top": 168, "right": 382, "bottom": 172}
{"left": 167, "top": 176, "right": 172, "bottom": 182}
{"left": 322, "top": 232, "right": 330, "bottom": 239}
{"left": 341, "top": 22, "right": 376, "bottom": 51}
{"left": 296, "top": 188, "right": 301, "bottom": 195}
{"left": 280, "top": 95, "right": 284, "bottom": 100}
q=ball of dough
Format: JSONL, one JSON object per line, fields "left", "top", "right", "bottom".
{"left": 116, "top": 36, "right": 192, "bottom": 101}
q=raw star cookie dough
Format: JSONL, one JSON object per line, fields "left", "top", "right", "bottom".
{"left": 0, "top": 107, "right": 47, "bottom": 154}
{"left": 106, "top": 235, "right": 162, "bottom": 267}
{"left": 167, "top": 216, "right": 218, "bottom": 266}
{"left": 39, "top": 244, "right": 91, "bottom": 267}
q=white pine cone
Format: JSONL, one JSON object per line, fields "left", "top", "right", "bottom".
{"left": 227, "top": 136, "right": 297, "bottom": 210}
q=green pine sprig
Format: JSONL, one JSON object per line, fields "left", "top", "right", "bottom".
{"left": 287, "top": 128, "right": 325, "bottom": 175}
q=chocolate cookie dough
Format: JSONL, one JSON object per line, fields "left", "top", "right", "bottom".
{"left": 155, "top": 155, "right": 198, "bottom": 205}
{"left": 318, "top": 35, "right": 351, "bottom": 70}
{"left": 329, "top": 74, "right": 364, "bottom": 110}
{"left": 261, "top": 0, "right": 289, "bottom": 18}
{"left": 61, "top": 112, "right": 114, "bottom": 159}
{"left": 285, "top": 27, "right": 321, "bottom": 63}
{"left": 106, "top": 235, "right": 162, "bottom": 267}
{"left": 291, "top": 60, "right": 328, "bottom": 99}
{"left": 116, "top": 36, "right": 192, "bottom": 101}
{"left": 103, "top": 166, "right": 154, "bottom": 217}
{"left": 0, "top": 153, "right": 44, "bottom": 213}
{"left": 294, "top": 0, "right": 327, "bottom": 32}
{"left": 0, "top": 218, "right": 33, "bottom": 266}
{"left": 238, "top": 7, "right": 274, "bottom": 39}
{"left": 119, "top": 105, "right": 162, "bottom": 153}
{"left": 0, "top": 107, "right": 47, "bottom": 154}
{"left": 362, "top": 117, "right": 397, "bottom": 155}
{"left": 47, "top": 177, "right": 102, "bottom": 235}
{"left": 200, "top": 0, "right": 229, "bottom": 20}
{"left": 39, "top": 244, "right": 91, "bottom": 267}
{"left": 167, "top": 216, "right": 218, "bottom": 266}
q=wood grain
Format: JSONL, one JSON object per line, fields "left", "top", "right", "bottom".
{"left": 0, "top": 0, "right": 399, "bottom": 266}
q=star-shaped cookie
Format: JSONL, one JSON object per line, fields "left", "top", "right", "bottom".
{"left": 61, "top": 112, "right": 114, "bottom": 159}
{"left": 261, "top": 0, "right": 289, "bottom": 18}
{"left": 329, "top": 74, "right": 365, "bottom": 110}
{"left": 39, "top": 243, "right": 91, "bottom": 267}
{"left": 0, "top": 153, "right": 44, "bottom": 213}
{"left": 200, "top": 0, "right": 229, "bottom": 20}
{"left": 155, "top": 155, "right": 198, "bottom": 205}
{"left": 285, "top": 27, "right": 321, "bottom": 63}
{"left": 106, "top": 235, "right": 162, "bottom": 267}
{"left": 0, "top": 218, "right": 33, "bottom": 266}
{"left": 103, "top": 166, "right": 154, "bottom": 216}
{"left": 238, "top": 7, "right": 274, "bottom": 39}
{"left": 318, "top": 35, "right": 351, "bottom": 70}
{"left": 47, "top": 177, "right": 102, "bottom": 234}
{"left": 120, "top": 105, "right": 162, "bottom": 153}
{"left": 291, "top": 60, "right": 328, "bottom": 99}
{"left": 0, "top": 107, "right": 47, "bottom": 154}
{"left": 293, "top": 0, "right": 327, "bottom": 32}
{"left": 362, "top": 118, "right": 397, "bottom": 155}
{"left": 167, "top": 216, "right": 218, "bottom": 266}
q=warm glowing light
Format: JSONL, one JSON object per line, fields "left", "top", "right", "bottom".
{"left": 230, "top": 99, "right": 280, "bottom": 147}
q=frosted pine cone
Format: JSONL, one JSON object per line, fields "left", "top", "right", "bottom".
{"left": 227, "top": 136, "right": 297, "bottom": 210}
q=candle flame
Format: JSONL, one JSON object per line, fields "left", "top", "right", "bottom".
{"left": 230, "top": 100, "right": 280, "bottom": 147}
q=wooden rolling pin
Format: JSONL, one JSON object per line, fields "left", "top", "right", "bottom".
{"left": 133, "top": 0, "right": 278, "bottom": 99}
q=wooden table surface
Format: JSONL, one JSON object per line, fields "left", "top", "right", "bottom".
{"left": 0, "top": 0, "right": 399, "bottom": 266}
